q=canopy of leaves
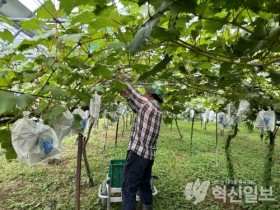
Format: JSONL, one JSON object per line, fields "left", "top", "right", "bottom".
{"left": 0, "top": 0, "right": 280, "bottom": 157}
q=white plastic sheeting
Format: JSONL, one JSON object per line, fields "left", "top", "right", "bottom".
{"left": 117, "top": 103, "right": 127, "bottom": 117}
{"left": 109, "top": 102, "right": 119, "bottom": 122}
{"left": 237, "top": 100, "right": 250, "bottom": 117}
{"left": 217, "top": 112, "right": 229, "bottom": 128}
{"left": 11, "top": 111, "right": 61, "bottom": 166}
{"left": 208, "top": 110, "right": 216, "bottom": 122}
{"left": 52, "top": 110, "right": 74, "bottom": 143}
{"left": 90, "top": 93, "right": 102, "bottom": 119}
{"left": 89, "top": 93, "right": 102, "bottom": 131}
{"left": 202, "top": 108, "right": 210, "bottom": 123}
{"left": 190, "top": 109, "right": 195, "bottom": 119}
{"left": 254, "top": 110, "right": 276, "bottom": 132}
{"left": 73, "top": 106, "right": 88, "bottom": 132}
{"left": 226, "top": 103, "right": 235, "bottom": 125}
{"left": 202, "top": 108, "right": 217, "bottom": 122}
{"left": 236, "top": 100, "right": 251, "bottom": 124}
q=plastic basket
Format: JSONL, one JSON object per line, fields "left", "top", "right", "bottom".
{"left": 109, "top": 159, "right": 126, "bottom": 188}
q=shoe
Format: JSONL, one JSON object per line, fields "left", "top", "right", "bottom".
{"left": 142, "top": 204, "right": 153, "bottom": 210}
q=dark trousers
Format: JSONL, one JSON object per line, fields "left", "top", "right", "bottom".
{"left": 121, "top": 150, "right": 154, "bottom": 210}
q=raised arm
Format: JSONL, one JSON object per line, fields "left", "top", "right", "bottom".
{"left": 121, "top": 82, "right": 147, "bottom": 112}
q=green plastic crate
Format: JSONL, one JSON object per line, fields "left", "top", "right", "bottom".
{"left": 108, "top": 159, "right": 126, "bottom": 188}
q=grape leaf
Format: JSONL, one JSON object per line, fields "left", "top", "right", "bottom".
{"left": 137, "top": 54, "right": 173, "bottom": 81}
{"left": 0, "top": 129, "right": 17, "bottom": 160}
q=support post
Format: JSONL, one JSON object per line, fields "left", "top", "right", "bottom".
{"left": 75, "top": 133, "right": 84, "bottom": 210}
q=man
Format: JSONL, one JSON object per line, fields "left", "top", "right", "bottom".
{"left": 120, "top": 82, "right": 163, "bottom": 210}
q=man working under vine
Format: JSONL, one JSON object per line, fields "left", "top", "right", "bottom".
{"left": 120, "top": 81, "right": 163, "bottom": 210}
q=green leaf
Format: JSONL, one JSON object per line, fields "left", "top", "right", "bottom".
{"left": 273, "top": 103, "right": 280, "bottom": 112}
{"left": 20, "top": 18, "right": 44, "bottom": 30}
{"left": 196, "top": 1, "right": 216, "bottom": 17}
{"left": 60, "top": 33, "right": 88, "bottom": 42}
{"left": 16, "top": 94, "right": 36, "bottom": 110}
{"left": 251, "top": 17, "right": 267, "bottom": 40}
{"left": 191, "top": 30, "right": 198, "bottom": 40}
{"left": 37, "top": 0, "right": 57, "bottom": 19}
{"left": 111, "top": 14, "right": 135, "bottom": 25}
{"left": 269, "top": 70, "right": 280, "bottom": 85}
{"left": 0, "top": 129, "right": 12, "bottom": 149}
{"left": 43, "top": 57, "right": 56, "bottom": 68}
{"left": 41, "top": 86, "right": 68, "bottom": 99}
{"left": 22, "top": 73, "right": 37, "bottom": 82}
{"left": 0, "top": 77, "right": 10, "bottom": 88}
{"left": 163, "top": 116, "right": 173, "bottom": 124}
{"left": 203, "top": 19, "right": 225, "bottom": 34}
{"left": 130, "top": 64, "right": 150, "bottom": 74}
{"left": 51, "top": 88, "right": 68, "bottom": 99}
{"left": 110, "top": 80, "right": 127, "bottom": 92}
{"left": 265, "top": 1, "right": 280, "bottom": 14}
{"left": 108, "top": 42, "right": 126, "bottom": 51}
{"left": 90, "top": 17, "right": 120, "bottom": 30}
{"left": 91, "top": 64, "right": 112, "bottom": 79}
{"left": 14, "top": 54, "right": 26, "bottom": 61}
{"left": 65, "top": 57, "right": 88, "bottom": 69}
{"left": 245, "top": 0, "right": 263, "bottom": 13}
{"left": 90, "top": 85, "right": 105, "bottom": 94}
{"left": 59, "top": 0, "right": 89, "bottom": 15}
{"left": 114, "top": 29, "right": 133, "bottom": 42}
{"left": 91, "top": 0, "right": 109, "bottom": 6}
{"left": 234, "top": 36, "right": 263, "bottom": 56}
{"left": 71, "top": 11, "right": 96, "bottom": 24}
{"left": 181, "top": 0, "right": 197, "bottom": 13}
{"left": 198, "top": 62, "right": 213, "bottom": 70}
{"left": 219, "top": 63, "right": 232, "bottom": 76}
{"left": 64, "top": 73, "right": 82, "bottom": 86}
{"left": 0, "top": 29, "right": 14, "bottom": 42}
{"left": 43, "top": 106, "right": 67, "bottom": 124}
{"left": 218, "top": 76, "right": 240, "bottom": 88}
{"left": 137, "top": 54, "right": 173, "bottom": 81}
{"left": 93, "top": 4, "right": 115, "bottom": 16}
{"left": 152, "top": 26, "right": 180, "bottom": 41}
{"left": 76, "top": 89, "right": 92, "bottom": 101}
{"left": 0, "top": 71, "right": 8, "bottom": 78}
{"left": 0, "top": 129, "right": 17, "bottom": 160}
{"left": 0, "top": 91, "right": 35, "bottom": 115}
{"left": 223, "top": 0, "right": 244, "bottom": 10}
{"left": 105, "top": 53, "right": 120, "bottom": 65}
{"left": 271, "top": 45, "right": 280, "bottom": 53}
{"left": 0, "top": 16, "right": 14, "bottom": 26}
{"left": 17, "top": 40, "right": 36, "bottom": 51}
{"left": 59, "top": 0, "right": 108, "bottom": 15}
